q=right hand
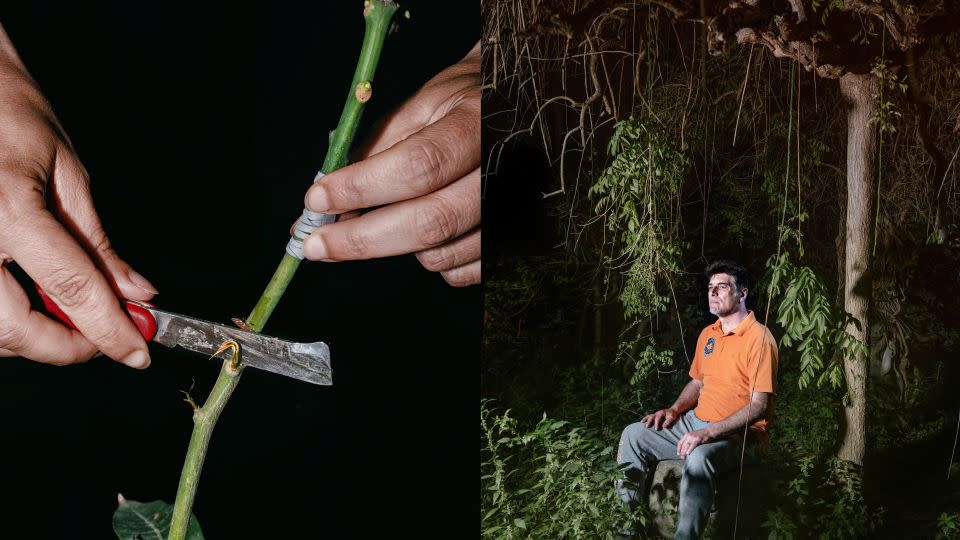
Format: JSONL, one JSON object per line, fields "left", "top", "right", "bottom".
{"left": 641, "top": 408, "right": 680, "bottom": 430}
{"left": 302, "top": 43, "right": 481, "bottom": 286}
{"left": 0, "top": 28, "right": 157, "bottom": 367}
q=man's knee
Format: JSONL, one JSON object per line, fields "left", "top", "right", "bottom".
{"left": 683, "top": 446, "right": 716, "bottom": 475}
{"left": 618, "top": 422, "right": 648, "bottom": 462}
{"left": 622, "top": 421, "right": 650, "bottom": 440}
{"left": 620, "top": 422, "right": 652, "bottom": 445}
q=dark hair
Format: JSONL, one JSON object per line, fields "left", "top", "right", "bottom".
{"left": 705, "top": 259, "right": 751, "bottom": 293}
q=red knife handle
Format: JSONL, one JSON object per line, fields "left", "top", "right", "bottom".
{"left": 36, "top": 285, "right": 157, "bottom": 341}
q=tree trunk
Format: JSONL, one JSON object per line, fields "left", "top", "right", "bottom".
{"left": 837, "top": 73, "right": 878, "bottom": 466}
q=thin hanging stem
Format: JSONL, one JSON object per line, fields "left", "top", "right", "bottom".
{"left": 167, "top": 3, "right": 398, "bottom": 539}
{"left": 796, "top": 59, "right": 802, "bottom": 255}
{"left": 779, "top": 61, "right": 796, "bottom": 255}
{"left": 873, "top": 30, "right": 885, "bottom": 256}
{"left": 731, "top": 45, "right": 753, "bottom": 147}
{"left": 949, "top": 407, "right": 960, "bottom": 480}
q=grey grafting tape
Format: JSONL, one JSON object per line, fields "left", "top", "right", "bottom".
{"left": 286, "top": 171, "right": 337, "bottom": 259}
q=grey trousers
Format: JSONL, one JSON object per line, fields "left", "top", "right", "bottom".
{"left": 615, "top": 410, "right": 754, "bottom": 540}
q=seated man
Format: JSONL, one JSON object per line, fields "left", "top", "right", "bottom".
{"left": 615, "top": 260, "right": 778, "bottom": 540}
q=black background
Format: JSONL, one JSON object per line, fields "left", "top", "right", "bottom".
{"left": 0, "top": 2, "right": 478, "bottom": 538}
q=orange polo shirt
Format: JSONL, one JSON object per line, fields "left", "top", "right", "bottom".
{"left": 689, "top": 311, "right": 778, "bottom": 439}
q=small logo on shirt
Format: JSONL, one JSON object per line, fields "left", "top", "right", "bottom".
{"left": 704, "top": 337, "right": 715, "bottom": 356}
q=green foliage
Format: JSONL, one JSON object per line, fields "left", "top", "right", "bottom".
{"left": 869, "top": 369, "right": 950, "bottom": 451}
{"left": 761, "top": 507, "right": 799, "bottom": 540}
{"left": 620, "top": 337, "right": 680, "bottom": 415}
{"left": 483, "top": 257, "right": 578, "bottom": 347}
{"left": 786, "top": 455, "right": 816, "bottom": 510}
{"left": 757, "top": 113, "right": 834, "bottom": 209}
{"left": 762, "top": 457, "right": 881, "bottom": 539}
{"left": 772, "top": 369, "right": 842, "bottom": 459}
{"left": 481, "top": 256, "right": 585, "bottom": 416}
{"left": 716, "top": 203, "right": 763, "bottom": 249}
{"left": 552, "top": 354, "right": 653, "bottom": 428}
{"left": 870, "top": 57, "right": 907, "bottom": 136}
{"left": 627, "top": 338, "right": 675, "bottom": 387}
{"left": 765, "top": 228, "right": 866, "bottom": 390}
{"left": 811, "top": 0, "right": 844, "bottom": 24}
{"left": 590, "top": 116, "right": 687, "bottom": 320}
{"left": 937, "top": 512, "right": 960, "bottom": 539}
{"left": 113, "top": 497, "right": 204, "bottom": 540}
{"left": 761, "top": 455, "right": 815, "bottom": 539}
{"left": 591, "top": 116, "right": 686, "bottom": 218}
{"left": 819, "top": 458, "right": 879, "bottom": 539}
{"left": 480, "top": 403, "right": 638, "bottom": 539}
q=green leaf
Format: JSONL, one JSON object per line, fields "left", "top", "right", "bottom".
{"left": 113, "top": 495, "right": 204, "bottom": 540}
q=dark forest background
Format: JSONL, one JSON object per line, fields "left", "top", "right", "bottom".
{"left": 481, "top": 1, "right": 960, "bottom": 538}
{"left": 0, "top": 2, "right": 478, "bottom": 538}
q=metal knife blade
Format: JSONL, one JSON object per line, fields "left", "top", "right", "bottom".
{"left": 136, "top": 303, "right": 332, "bottom": 385}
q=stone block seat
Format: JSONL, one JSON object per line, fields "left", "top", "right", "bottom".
{"left": 646, "top": 459, "right": 772, "bottom": 538}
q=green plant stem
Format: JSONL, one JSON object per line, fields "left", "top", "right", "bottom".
{"left": 324, "top": 3, "right": 395, "bottom": 173}
{"left": 168, "top": 3, "right": 398, "bottom": 539}
{"left": 167, "top": 362, "right": 242, "bottom": 539}
{"left": 247, "top": 253, "right": 302, "bottom": 333}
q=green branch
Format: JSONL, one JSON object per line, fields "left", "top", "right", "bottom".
{"left": 167, "top": 3, "right": 398, "bottom": 538}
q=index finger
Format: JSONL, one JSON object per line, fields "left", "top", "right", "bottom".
{"left": 3, "top": 210, "right": 150, "bottom": 368}
{"left": 306, "top": 97, "right": 480, "bottom": 215}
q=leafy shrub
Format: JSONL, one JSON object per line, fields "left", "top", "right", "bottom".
{"left": 937, "top": 512, "right": 960, "bottom": 540}
{"left": 480, "top": 403, "right": 641, "bottom": 539}
{"left": 762, "top": 457, "right": 880, "bottom": 539}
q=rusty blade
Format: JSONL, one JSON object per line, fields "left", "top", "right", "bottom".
{"left": 135, "top": 303, "right": 331, "bottom": 385}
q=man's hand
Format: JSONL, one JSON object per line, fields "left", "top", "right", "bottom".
{"left": 0, "top": 25, "right": 157, "bottom": 367}
{"left": 641, "top": 407, "right": 680, "bottom": 430}
{"left": 676, "top": 429, "right": 716, "bottom": 458}
{"left": 302, "top": 42, "right": 480, "bottom": 287}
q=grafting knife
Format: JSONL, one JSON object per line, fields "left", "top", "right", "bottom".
{"left": 36, "top": 287, "right": 331, "bottom": 386}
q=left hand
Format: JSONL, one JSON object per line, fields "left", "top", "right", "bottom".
{"left": 677, "top": 429, "right": 715, "bottom": 458}
{"left": 302, "top": 42, "right": 480, "bottom": 286}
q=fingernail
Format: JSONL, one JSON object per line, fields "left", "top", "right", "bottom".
{"left": 127, "top": 269, "right": 159, "bottom": 295}
{"left": 305, "top": 185, "right": 328, "bottom": 212}
{"left": 303, "top": 235, "right": 328, "bottom": 260}
{"left": 123, "top": 349, "right": 151, "bottom": 369}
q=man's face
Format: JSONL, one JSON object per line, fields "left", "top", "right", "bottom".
{"left": 707, "top": 272, "right": 742, "bottom": 317}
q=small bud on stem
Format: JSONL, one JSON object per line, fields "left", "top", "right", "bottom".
{"left": 355, "top": 81, "right": 373, "bottom": 103}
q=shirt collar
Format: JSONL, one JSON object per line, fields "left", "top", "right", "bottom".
{"left": 711, "top": 310, "right": 756, "bottom": 336}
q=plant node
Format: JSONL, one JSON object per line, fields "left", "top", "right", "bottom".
{"left": 180, "top": 390, "right": 200, "bottom": 416}
{"left": 231, "top": 317, "right": 253, "bottom": 331}
{"left": 355, "top": 81, "right": 373, "bottom": 103}
{"left": 210, "top": 339, "right": 242, "bottom": 370}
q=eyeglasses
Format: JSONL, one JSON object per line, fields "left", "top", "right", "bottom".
{"left": 706, "top": 282, "right": 734, "bottom": 293}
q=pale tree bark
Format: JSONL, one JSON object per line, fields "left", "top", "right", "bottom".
{"left": 838, "top": 72, "right": 878, "bottom": 466}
